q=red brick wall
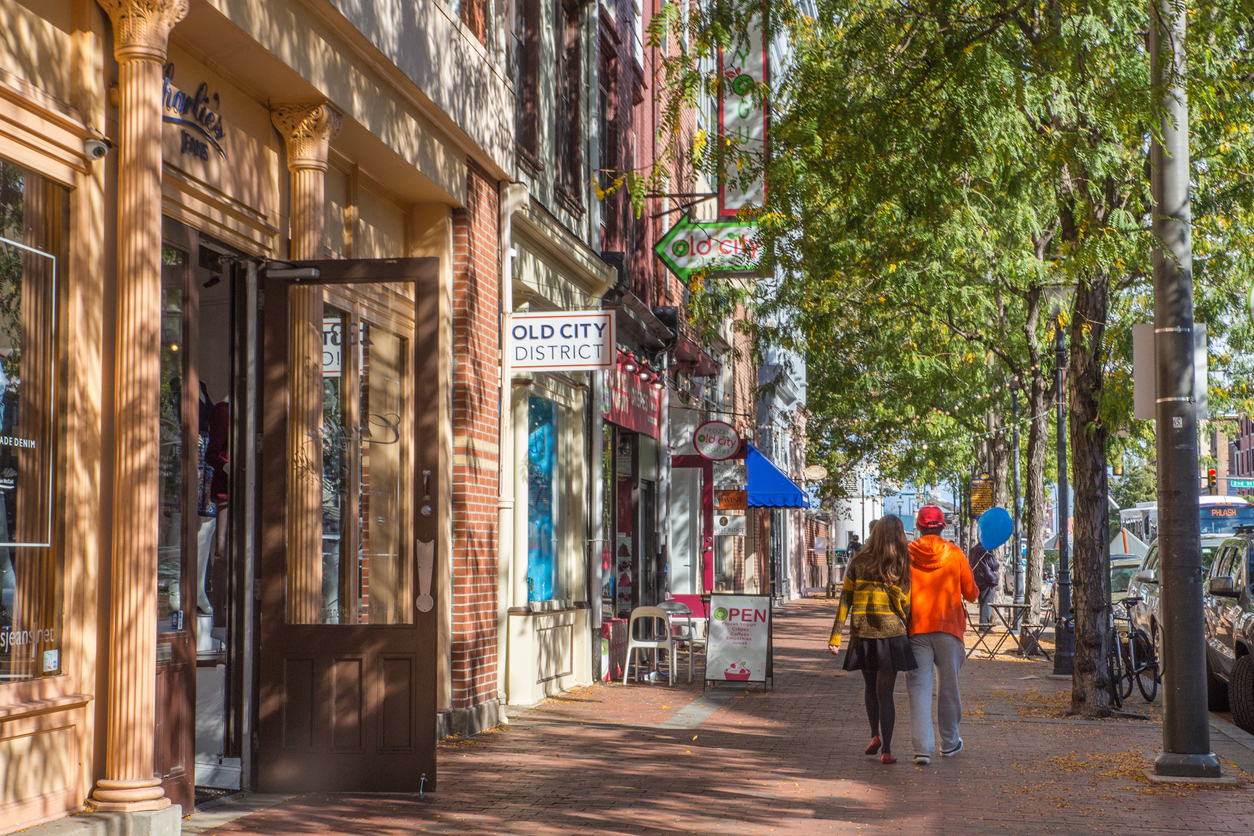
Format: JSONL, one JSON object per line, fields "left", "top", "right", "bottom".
{"left": 450, "top": 161, "right": 501, "bottom": 710}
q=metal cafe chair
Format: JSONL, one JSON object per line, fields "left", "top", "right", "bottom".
{"left": 623, "top": 606, "right": 676, "bottom": 685}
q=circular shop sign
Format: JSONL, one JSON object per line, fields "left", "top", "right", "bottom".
{"left": 694, "top": 420, "right": 741, "bottom": 461}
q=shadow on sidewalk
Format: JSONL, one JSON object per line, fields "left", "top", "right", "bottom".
{"left": 188, "top": 598, "right": 1253, "bottom": 836}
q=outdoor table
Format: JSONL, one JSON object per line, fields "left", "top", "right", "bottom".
{"left": 969, "top": 603, "right": 1032, "bottom": 659}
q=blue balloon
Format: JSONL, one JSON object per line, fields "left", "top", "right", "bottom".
{"left": 978, "top": 507, "right": 1014, "bottom": 551}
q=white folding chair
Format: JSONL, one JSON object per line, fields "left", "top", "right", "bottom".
{"left": 623, "top": 606, "right": 675, "bottom": 685}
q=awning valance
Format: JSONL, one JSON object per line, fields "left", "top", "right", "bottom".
{"left": 746, "top": 444, "right": 810, "bottom": 508}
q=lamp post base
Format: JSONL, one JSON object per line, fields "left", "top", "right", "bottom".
{"left": 1153, "top": 751, "right": 1223, "bottom": 779}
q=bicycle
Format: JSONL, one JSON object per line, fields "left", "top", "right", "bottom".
{"left": 1103, "top": 597, "right": 1158, "bottom": 708}
{"left": 1116, "top": 596, "right": 1159, "bottom": 703}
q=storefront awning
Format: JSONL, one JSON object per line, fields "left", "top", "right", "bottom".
{"left": 746, "top": 444, "right": 810, "bottom": 508}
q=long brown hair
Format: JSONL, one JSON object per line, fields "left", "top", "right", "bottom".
{"left": 859, "top": 514, "right": 910, "bottom": 585}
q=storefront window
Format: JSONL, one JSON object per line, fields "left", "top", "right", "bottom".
{"left": 526, "top": 397, "right": 557, "bottom": 602}
{"left": 613, "top": 431, "right": 635, "bottom": 617}
{"left": 157, "top": 247, "right": 188, "bottom": 634}
{"left": 0, "top": 159, "right": 66, "bottom": 680}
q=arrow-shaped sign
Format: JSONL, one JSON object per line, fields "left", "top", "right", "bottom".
{"left": 654, "top": 214, "right": 760, "bottom": 284}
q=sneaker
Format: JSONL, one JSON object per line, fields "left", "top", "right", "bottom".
{"left": 941, "top": 739, "right": 963, "bottom": 757}
{"left": 913, "top": 755, "right": 930, "bottom": 765}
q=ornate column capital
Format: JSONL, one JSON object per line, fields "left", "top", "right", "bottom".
{"left": 98, "top": 0, "right": 188, "bottom": 63}
{"left": 271, "top": 103, "right": 343, "bottom": 172}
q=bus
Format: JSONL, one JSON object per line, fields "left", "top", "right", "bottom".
{"left": 1119, "top": 495, "right": 1254, "bottom": 543}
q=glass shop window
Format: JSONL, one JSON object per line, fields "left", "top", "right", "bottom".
{"left": 0, "top": 159, "right": 67, "bottom": 681}
{"left": 527, "top": 396, "right": 559, "bottom": 602}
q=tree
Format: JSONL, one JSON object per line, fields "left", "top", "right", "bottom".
{"left": 650, "top": 0, "right": 1254, "bottom": 715}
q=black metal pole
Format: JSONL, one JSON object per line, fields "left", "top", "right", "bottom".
{"left": 1150, "top": 0, "right": 1221, "bottom": 778}
{"left": 1053, "top": 320, "right": 1074, "bottom": 676}
{"left": 1012, "top": 384, "right": 1023, "bottom": 605}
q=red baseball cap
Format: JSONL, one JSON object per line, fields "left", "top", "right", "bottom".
{"left": 916, "top": 505, "right": 946, "bottom": 530}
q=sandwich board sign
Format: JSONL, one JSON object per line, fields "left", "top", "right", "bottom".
{"left": 705, "top": 593, "right": 773, "bottom": 688}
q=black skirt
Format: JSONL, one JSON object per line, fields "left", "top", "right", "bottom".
{"left": 842, "top": 635, "right": 918, "bottom": 672}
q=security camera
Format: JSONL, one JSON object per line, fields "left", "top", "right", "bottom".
{"left": 85, "top": 138, "right": 112, "bottom": 160}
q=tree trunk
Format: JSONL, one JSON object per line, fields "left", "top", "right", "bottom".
{"left": 1067, "top": 272, "right": 1112, "bottom": 718}
{"left": 987, "top": 409, "right": 1013, "bottom": 599}
{"left": 1024, "top": 369, "right": 1050, "bottom": 622}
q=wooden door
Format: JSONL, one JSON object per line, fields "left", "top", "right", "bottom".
{"left": 256, "top": 258, "right": 439, "bottom": 793}
{"left": 154, "top": 221, "right": 200, "bottom": 812}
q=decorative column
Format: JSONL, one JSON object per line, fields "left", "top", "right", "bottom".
{"left": 91, "top": 0, "right": 187, "bottom": 812}
{"left": 271, "top": 103, "right": 341, "bottom": 624}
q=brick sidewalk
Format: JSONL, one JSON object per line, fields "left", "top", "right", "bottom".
{"left": 190, "top": 598, "right": 1254, "bottom": 835}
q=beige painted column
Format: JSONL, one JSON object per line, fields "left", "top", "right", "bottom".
{"left": 271, "top": 103, "right": 341, "bottom": 623}
{"left": 91, "top": 0, "right": 187, "bottom": 812}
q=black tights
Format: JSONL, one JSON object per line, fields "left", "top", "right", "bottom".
{"left": 862, "top": 668, "right": 898, "bottom": 753}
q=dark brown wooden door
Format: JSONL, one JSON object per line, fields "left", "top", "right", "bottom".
{"left": 256, "top": 259, "right": 439, "bottom": 793}
{"left": 153, "top": 222, "right": 202, "bottom": 812}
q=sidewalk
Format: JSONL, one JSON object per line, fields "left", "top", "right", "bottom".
{"left": 187, "top": 598, "right": 1254, "bottom": 835}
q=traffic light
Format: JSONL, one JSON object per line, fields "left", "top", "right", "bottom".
{"left": 1208, "top": 468, "right": 1218, "bottom": 495}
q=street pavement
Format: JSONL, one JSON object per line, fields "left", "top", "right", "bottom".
{"left": 188, "top": 597, "right": 1254, "bottom": 835}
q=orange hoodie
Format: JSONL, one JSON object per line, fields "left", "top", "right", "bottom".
{"left": 908, "top": 534, "right": 979, "bottom": 639}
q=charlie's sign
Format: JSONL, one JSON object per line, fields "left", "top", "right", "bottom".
{"left": 162, "top": 64, "right": 227, "bottom": 161}
{"left": 694, "top": 420, "right": 741, "bottom": 460}
{"left": 510, "top": 311, "right": 615, "bottom": 372}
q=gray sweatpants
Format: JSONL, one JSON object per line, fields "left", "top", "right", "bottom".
{"left": 907, "top": 631, "right": 965, "bottom": 757}
{"left": 977, "top": 587, "right": 995, "bottom": 628}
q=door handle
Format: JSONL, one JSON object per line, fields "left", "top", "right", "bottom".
{"left": 416, "top": 540, "right": 434, "bottom": 612}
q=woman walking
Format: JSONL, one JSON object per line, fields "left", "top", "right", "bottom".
{"left": 828, "top": 515, "right": 916, "bottom": 763}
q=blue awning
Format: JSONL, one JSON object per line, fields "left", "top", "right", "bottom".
{"left": 746, "top": 444, "right": 810, "bottom": 508}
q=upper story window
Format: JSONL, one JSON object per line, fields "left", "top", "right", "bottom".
{"left": 632, "top": 0, "right": 644, "bottom": 66}
{"left": 554, "top": 0, "right": 585, "bottom": 215}
{"left": 514, "top": 0, "right": 542, "bottom": 172}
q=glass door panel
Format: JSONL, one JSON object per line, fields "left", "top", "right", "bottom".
{"left": 158, "top": 246, "right": 188, "bottom": 633}
{"left": 288, "top": 297, "right": 411, "bottom": 625}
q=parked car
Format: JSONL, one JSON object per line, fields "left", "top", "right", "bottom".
{"left": 1047, "top": 556, "right": 1141, "bottom": 618}
{"left": 1202, "top": 528, "right": 1254, "bottom": 730}
{"left": 1127, "top": 535, "right": 1225, "bottom": 662}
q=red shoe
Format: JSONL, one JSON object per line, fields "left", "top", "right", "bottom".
{"left": 881, "top": 754, "right": 897, "bottom": 765}
{"left": 864, "top": 736, "right": 882, "bottom": 755}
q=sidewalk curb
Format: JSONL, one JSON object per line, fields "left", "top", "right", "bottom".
{"left": 1210, "top": 716, "right": 1254, "bottom": 752}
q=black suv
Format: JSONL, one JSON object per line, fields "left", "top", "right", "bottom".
{"left": 1203, "top": 527, "right": 1254, "bottom": 732}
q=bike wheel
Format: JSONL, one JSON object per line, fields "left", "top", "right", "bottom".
{"left": 1132, "top": 631, "right": 1158, "bottom": 702}
{"left": 1106, "top": 634, "right": 1124, "bottom": 709}
{"left": 1118, "top": 635, "right": 1134, "bottom": 701}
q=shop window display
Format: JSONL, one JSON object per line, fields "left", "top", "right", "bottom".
{"left": 526, "top": 396, "right": 557, "bottom": 602}
{"left": 0, "top": 159, "right": 66, "bottom": 681}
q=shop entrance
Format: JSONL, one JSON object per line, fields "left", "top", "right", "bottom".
{"left": 255, "top": 259, "right": 438, "bottom": 793}
{"left": 158, "top": 220, "right": 254, "bottom": 811}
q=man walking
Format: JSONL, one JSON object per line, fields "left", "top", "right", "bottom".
{"left": 968, "top": 542, "right": 1000, "bottom": 632}
{"left": 906, "top": 505, "right": 978, "bottom": 765}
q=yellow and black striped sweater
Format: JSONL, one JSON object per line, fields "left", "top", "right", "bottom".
{"left": 828, "top": 554, "right": 911, "bottom": 644}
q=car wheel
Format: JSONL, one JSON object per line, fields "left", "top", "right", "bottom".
{"left": 1231, "top": 656, "right": 1254, "bottom": 735}
{"left": 1208, "top": 655, "right": 1231, "bottom": 713}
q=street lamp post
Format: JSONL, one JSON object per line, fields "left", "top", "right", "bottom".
{"left": 1011, "top": 381, "right": 1023, "bottom": 605}
{"left": 1051, "top": 311, "right": 1075, "bottom": 676}
{"left": 1149, "top": 0, "right": 1222, "bottom": 779}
